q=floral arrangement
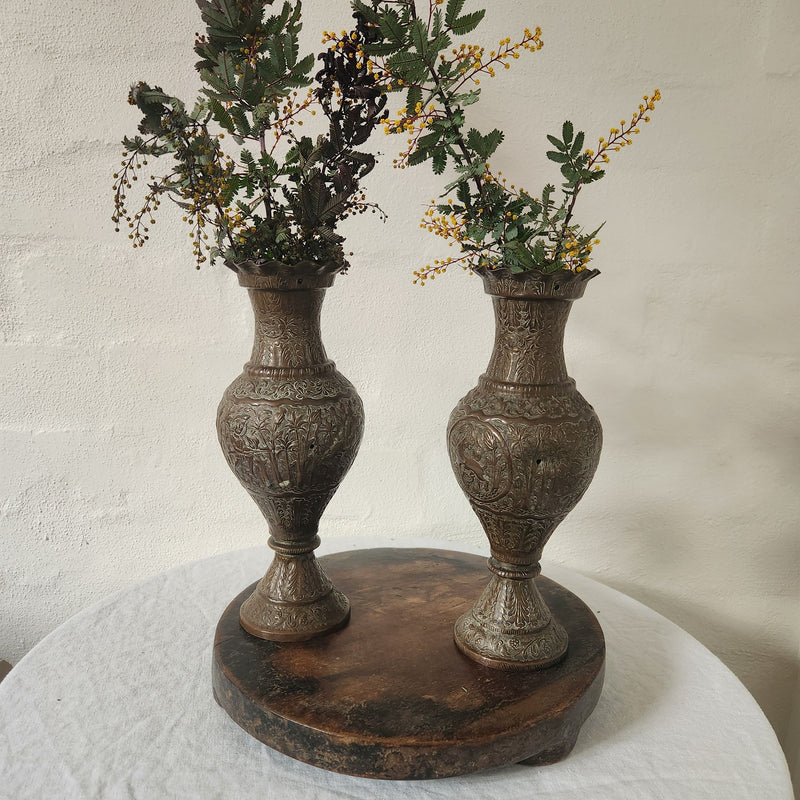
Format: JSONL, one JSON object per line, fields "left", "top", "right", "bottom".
{"left": 112, "top": 0, "right": 388, "bottom": 273}
{"left": 331, "top": 0, "right": 661, "bottom": 283}
{"left": 114, "top": 0, "right": 660, "bottom": 283}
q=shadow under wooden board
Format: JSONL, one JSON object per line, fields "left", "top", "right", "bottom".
{"left": 213, "top": 547, "right": 605, "bottom": 780}
{"left": 0, "top": 661, "right": 11, "bottom": 683}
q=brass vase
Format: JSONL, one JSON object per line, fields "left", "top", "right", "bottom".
{"left": 447, "top": 268, "right": 602, "bottom": 670}
{"left": 216, "top": 264, "right": 364, "bottom": 641}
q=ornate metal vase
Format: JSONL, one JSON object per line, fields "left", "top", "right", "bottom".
{"left": 216, "top": 265, "right": 364, "bottom": 641}
{"left": 447, "top": 268, "right": 602, "bottom": 670}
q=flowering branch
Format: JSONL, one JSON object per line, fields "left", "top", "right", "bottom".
{"left": 343, "top": 0, "right": 660, "bottom": 283}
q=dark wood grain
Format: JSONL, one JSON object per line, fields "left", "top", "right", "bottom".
{"left": 212, "top": 548, "right": 605, "bottom": 780}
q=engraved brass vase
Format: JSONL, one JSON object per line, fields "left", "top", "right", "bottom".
{"left": 447, "top": 268, "right": 602, "bottom": 670}
{"left": 216, "top": 264, "right": 364, "bottom": 641}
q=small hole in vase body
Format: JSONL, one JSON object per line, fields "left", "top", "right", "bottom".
{"left": 309, "top": 443, "right": 315, "bottom": 450}
{"left": 553, "top": 284, "right": 560, "bottom": 291}
{"left": 297, "top": 278, "right": 304, "bottom": 285}
{"left": 536, "top": 459, "right": 543, "bottom": 465}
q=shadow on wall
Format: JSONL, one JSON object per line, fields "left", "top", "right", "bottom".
{"left": 563, "top": 262, "right": 800, "bottom": 759}
{"left": 596, "top": 565, "right": 800, "bottom": 745}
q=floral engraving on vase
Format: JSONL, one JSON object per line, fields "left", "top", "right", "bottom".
{"left": 448, "top": 417, "right": 512, "bottom": 503}
{"left": 453, "top": 571, "right": 568, "bottom": 668}
{"left": 241, "top": 586, "right": 350, "bottom": 633}
{"left": 448, "top": 386, "right": 602, "bottom": 553}
{"left": 259, "top": 553, "right": 334, "bottom": 603}
{"left": 254, "top": 291, "right": 327, "bottom": 368}
{"left": 491, "top": 300, "right": 566, "bottom": 384}
{"left": 455, "top": 612, "right": 568, "bottom": 666}
{"left": 228, "top": 371, "right": 353, "bottom": 402}
{"left": 217, "top": 393, "right": 364, "bottom": 502}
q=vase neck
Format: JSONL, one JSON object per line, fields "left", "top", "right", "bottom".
{"left": 247, "top": 287, "right": 329, "bottom": 371}
{"left": 484, "top": 296, "right": 573, "bottom": 385}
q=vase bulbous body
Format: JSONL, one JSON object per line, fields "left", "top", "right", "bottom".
{"left": 447, "top": 268, "right": 602, "bottom": 670}
{"left": 216, "top": 266, "right": 364, "bottom": 641}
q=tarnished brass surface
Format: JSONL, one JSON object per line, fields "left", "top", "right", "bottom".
{"left": 448, "top": 268, "right": 602, "bottom": 669}
{"left": 216, "top": 269, "right": 364, "bottom": 641}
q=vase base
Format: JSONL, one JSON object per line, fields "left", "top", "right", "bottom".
{"left": 453, "top": 617, "right": 568, "bottom": 671}
{"left": 239, "top": 587, "right": 350, "bottom": 642}
{"left": 452, "top": 571, "right": 570, "bottom": 670}
{"left": 213, "top": 547, "right": 605, "bottom": 779}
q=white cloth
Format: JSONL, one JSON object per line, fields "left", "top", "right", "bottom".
{"left": 0, "top": 536, "right": 793, "bottom": 800}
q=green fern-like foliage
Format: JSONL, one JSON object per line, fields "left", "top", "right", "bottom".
{"left": 113, "top": 0, "right": 388, "bottom": 273}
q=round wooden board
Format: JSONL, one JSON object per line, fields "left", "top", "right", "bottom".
{"left": 212, "top": 548, "right": 605, "bottom": 780}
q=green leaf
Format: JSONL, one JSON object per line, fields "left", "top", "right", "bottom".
{"left": 230, "top": 106, "right": 252, "bottom": 136}
{"left": 443, "top": 175, "right": 469, "bottom": 193}
{"left": 503, "top": 239, "right": 534, "bottom": 270}
{"left": 454, "top": 89, "right": 480, "bottom": 106}
{"left": 208, "top": 98, "right": 235, "bottom": 133}
{"left": 532, "top": 238, "right": 546, "bottom": 265}
{"left": 258, "top": 151, "right": 279, "bottom": 174}
{"left": 449, "top": 9, "right": 485, "bottom": 35}
{"left": 466, "top": 128, "right": 503, "bottom": 159}
{"left": 386, "top": 51, "right": 428, "bottom": 83}
{"left": 546, "top": 134, "right": 564, "bottom": 150}
{"left": 294, "top": 52, "right": 315, "bottom": 80}
{"left": 379, "top": 9, "right": 405, "bottom": 43}
{"left": 352, "top": 0, "right": 381, "bottom": 25}
{"left": 585, "top": 221, "right": 606, "bottom": 241}
{"left": 466, "top": 128, "right": 483, "bottom": 154}
{"left": 269, "top": 34, "right": 287, "bottom": 74}
{"left": 546, "top": 150, "right": 569, "bottom": 163}
{"left": 417, "top": 130, "right": 441, "bottom": 149}
{"left": 363, "top": 41, "right": 403, "bottom": 56}
{"left": 197, "top": 0, "right": 238, "bottom": 31}
{"left": 482, "top": 128, "right": 503, "bottom": 158}
{"left": 406, "top": 84, "right": 423, "bottom": 113}
{"left": 407, "top": 148, "right": 429, "bottom": 166}
{"left": 217, "top": 52, "right": 238, "bottom": 91}
{"left": 285, "top": 31, "right": 299, "bottom": 68}
{"left": 445, "top": 0, "right": 466, "bottom": 27}
{"left": 562, "top": 120, "right": 574, "bottom": 144}
{"left": 541, "top": 183, "right": 554, "bottom": 212}
{"left": 431, "top": 8, "right": 444, "bottom": 37}
{"left": 571, "top": 130, "right": 585, "bottom": 157}
{"left": 410, "top": 18, "right": 428, "bottom": 54}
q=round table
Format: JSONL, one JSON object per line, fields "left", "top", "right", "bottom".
{"left": 0, "top": 537, "right": 793, "bottom": 799}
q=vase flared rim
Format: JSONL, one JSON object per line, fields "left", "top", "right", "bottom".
{"left": 475, "top": 267, "right": 600, "bottom": 300}
{"left": 231, "top": 259, "right": 342, "bottom": 290}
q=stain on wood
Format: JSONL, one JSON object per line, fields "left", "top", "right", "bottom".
{"left": 212, "top": 548, "right": 605, "bottom": 779}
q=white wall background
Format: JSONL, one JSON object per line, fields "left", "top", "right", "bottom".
{"left": 1, "top": 0, "right": 799, "bottom": 791}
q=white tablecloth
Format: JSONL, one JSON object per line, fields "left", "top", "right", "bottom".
{"left": 0, "top": 536, "right": 793, "bottom": 799}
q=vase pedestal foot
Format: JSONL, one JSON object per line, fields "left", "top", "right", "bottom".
{"left": 239, "top": 549, "right": 350, "bottom": 642}
{"left": 213, "top": 547, "right": 605, "bottom": 779}
{"left": 453, "top": 560, "right": 569, "bottom": 670}
{"left": 454, "top": 613, "right": 568, "bottom": 671}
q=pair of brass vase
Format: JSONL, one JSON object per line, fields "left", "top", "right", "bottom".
{"left": 216, "top": 262, "right": 602, "bottom": 670}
